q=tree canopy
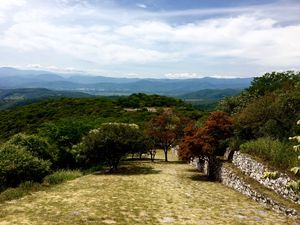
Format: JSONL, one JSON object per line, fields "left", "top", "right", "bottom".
{"left": 179, "top": 111, "right": 233, "bottom": 178}
{"left": 73, "top": 123, "right": 145, "bottom": 170}
{"left": 146, "top": 110, "right": 188, "bottom": 161}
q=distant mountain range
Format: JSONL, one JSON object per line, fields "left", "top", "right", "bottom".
{"left": 0, "top": 67, "right": 253, "bottom": 96}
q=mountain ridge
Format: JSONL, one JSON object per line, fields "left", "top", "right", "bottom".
{"left": 0, "top": 67, "right": 253, "bottom": 95}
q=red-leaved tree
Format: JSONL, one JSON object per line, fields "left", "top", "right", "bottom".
{"left": 179, "top": 111, "right": 233, "bottom": 178}
{"left": 147, "top": 110, "right": 187, "bottom": 162}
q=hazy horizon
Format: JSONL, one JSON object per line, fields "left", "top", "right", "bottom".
{"left": 0, "top": 0, "right": 300, "bottom": 78}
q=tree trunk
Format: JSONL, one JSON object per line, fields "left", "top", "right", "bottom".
{"left": 207, "top": 155, "right": 217, "bottom": 180}
{"left": 164, "top": 146, "right": 168, "bottom": 162}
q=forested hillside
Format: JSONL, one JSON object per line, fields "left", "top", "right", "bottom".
{"left": 178, "top": 71, "right": 300, "bottom": 187}
{"left": 179, "top": 88, "right": 242, "bottom": 110}
{"left": 0, "top": 92, "right": 204, "bottom": 192}
{"left": 1, "top": 71, "right": 299, "bottom": 201}
{"left": 0, "top": 88, "right": 91, "bottom": 109}
{"left": 0, "top": 93, "right": 195, "bottom": 140}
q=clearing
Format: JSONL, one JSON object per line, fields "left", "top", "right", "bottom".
{"left": 0, "top": 152, "right": 298, "bottom": 225}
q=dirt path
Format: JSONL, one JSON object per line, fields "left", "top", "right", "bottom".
{"left": 0, "top": 153, "right": 298, "bottom": 225}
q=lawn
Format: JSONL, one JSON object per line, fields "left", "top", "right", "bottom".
{"left": 0, "top": 152, "right": 298, "bottom": 225}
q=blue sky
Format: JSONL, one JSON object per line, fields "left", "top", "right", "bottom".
{"left": 0, "top": 0, "right": 299, "bottom": 78}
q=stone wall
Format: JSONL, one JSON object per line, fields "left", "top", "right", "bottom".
{"left": 232, "top": 151, "right": 300, "bottom": 204}
{"left": 217, "top": 164, "right": 299, "bottom": 218}
{"left": 191, "top": 158, "right": 208, "bottom": 175}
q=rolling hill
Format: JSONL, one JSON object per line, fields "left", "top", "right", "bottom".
{"left": 0, "top": 67, "right": 253, "bottom": 96}
{"left": 0, "top": 88, "right": 92, "bottom": 109}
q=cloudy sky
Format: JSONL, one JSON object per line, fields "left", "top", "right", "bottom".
{"left": 0, "top": 0, "right": 299, "bottom": 78}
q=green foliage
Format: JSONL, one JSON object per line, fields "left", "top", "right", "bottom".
{"left": 218, "top": 71, "right": 300, "bottom": 117}
{"left": 247, "top": 71, "right": 299, "bottom": 96}
{"left": 181, "top": 89, "right": 242, "bottom": 111}
{"left": 0, "top": 88, "right": 91, "bottom": 110}
{"left": 117, "top": 93, "right": 184, "bottom": 108}
{"left": 0, "top": 97, "right": 120, "bottom": 139}
{"left": 235, "top": 71, "right": 300, "bottom": 140}
{"left": 73, "top": 123, "right": 145, "bottom": 170}
{"left": 286, "top": 180, "right": 300, "bottom": 192}
{"left": 287, "top": 120, "right": 300, "bottom": 191}
{"left": 263, "top": 170, "right": 279, "bottom": 179}
{"left": 43, "top": 170, "right": 82, "bottom": 185}
{"left": 228, "top": 137, "right": 242, "bottom": 151}
{"left": 0, "top": 94, "right": 193, "bottom": 141}
{"left": 290, "top": 167, "right": 300, "bottom": 175}
{"left": 217, "top": 92, "right": 256, "bottom": 115}
{"left": 0, "top": 181, "right": 42, "bottom": 203}
{"left": 240, "top": 137, "right": 297, "bottom": 170}
{"left": 234, "top": 83, "right": 300, "bottom": 140}
{"left": 7, "top": 133, "right": 58, "bottom": 163}
{"left": 180, "top": 88, "right": 242, "bottom": 100}
{"left": 0, "top": 144, "right": 51, "bottom": 189}
{"left": 38, "top": 119, "right": 94, "bottom": 168}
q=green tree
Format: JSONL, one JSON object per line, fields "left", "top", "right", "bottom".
{"left": 39, "top": 119, "right": 92, "bottom": 168}
{"left": 235, "top": 88, "right": 300, "bottom": 140}
{"left": 7, "top": 133, "right": 58, "bottom": 163}
{"left": 247, "top": 71, "right": 299, "bottom": 96}
{"left": 73, "top": 123, "right": 144, "bottom": 171}
{"left": 0, "top": 144, "right": 51, "bottom": 190}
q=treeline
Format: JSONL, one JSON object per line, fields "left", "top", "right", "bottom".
{"left": 2, "top": 72, "right": 299, "bottom": 192}
{"left": 0, "top": 93, "right": 193, "bottom": 140}
{"left": 178, "top": 71, "right": 300, "bottom": 183}
{"left": 219, "top": 71, "right": 300, "bottom": 140}
{"left": 0, "top": 93, "right": 202, "bottom": 191}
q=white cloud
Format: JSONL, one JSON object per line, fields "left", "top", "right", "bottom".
{"left": 0, "top": 0, "right": 300, "bottom": 77}
{"left": 0, "top": 0, "right": 26, "bottom": 10}
{"left": 136, "top": 3, "right": 147, "bottom": 9}
{"left": 116, "top": 16, "right": 300, "bottom": 67}
{"left": 164, "top": 72, "right": 198, "bottom": 79}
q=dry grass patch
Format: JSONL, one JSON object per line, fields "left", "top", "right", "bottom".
{"left": 0, "top": 151, "right": 298, "bottom": 225}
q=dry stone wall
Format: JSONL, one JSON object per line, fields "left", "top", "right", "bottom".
{"left": 216, "top": 164, "right": 299, "bottom": 218}
{"left": 232, "top": 151, "right": 300, "bottom": 204}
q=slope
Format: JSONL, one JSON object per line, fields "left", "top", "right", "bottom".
{"left": 0, "top": 153, "right": 297, "bottom": 225}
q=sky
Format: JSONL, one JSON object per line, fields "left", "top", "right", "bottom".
{"left": 0, "top": 0, "right": 300, "bottom": 78}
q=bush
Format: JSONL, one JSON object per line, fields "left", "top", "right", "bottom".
{"left": 240, "top": 137, "right": 298, "bottom": 170}
{"left": 7, "top": 133, "right": 58, "bottom": 163}
{"left": 43, "top": 170, "right": 82, "bottom": 185}
{"left": 0, "top": 144, "right": 51, "bottom": 189}
{"left": 0, "top": 181, "right": 42, "bottom": 203}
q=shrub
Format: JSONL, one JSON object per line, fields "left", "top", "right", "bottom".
{"left": 7, "top": 133, "right": 58, "bottom": 163}
{"left": 0, "top": 181, "right": 42, "bottom": 203}
{"left": 0, "top": 144, "right": 51, "bottom": 189}
{"left": 43, "top": 170, "right": 82, "bottom": 185}
{"left": 240, "top": 137, "right": 298, "bottom": 170}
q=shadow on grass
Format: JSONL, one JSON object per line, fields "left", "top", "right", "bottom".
{"left": 155, "top": 160, "right": 187, "bottom": 165}
{"left": 189, "top": 174, "right": 215, "bottom": 182}
{"left": 123, "top": 158, "right": 185, "bottom": 165}
{"left": 93, "top": 165, "right": 161, "bottom": 176}
{"left": 185, "top": 168, "right": 199, "bottom": 173}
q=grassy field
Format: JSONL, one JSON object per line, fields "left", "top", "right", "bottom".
{"left": 0, "top": 152, "right": 298, "bottom": 225}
